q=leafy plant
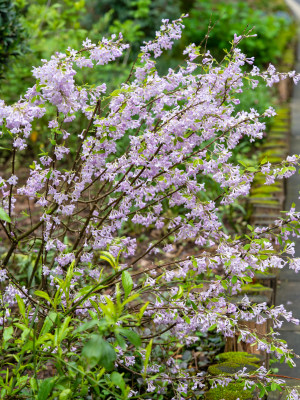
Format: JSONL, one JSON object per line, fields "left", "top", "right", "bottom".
{"left": 0, "top": 16, "right": 300, "bottom": 399}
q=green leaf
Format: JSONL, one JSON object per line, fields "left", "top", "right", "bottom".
{"left": 208, "top": 324, "right": 217, "bottom": 331}
{"left": 143, "top": 339, "right": 152, "bottom": 378}
{"left": 73, "top": 320, "right": 98, "bottom": 334}
{"left": 82, "top": 335, "right": 116, "bottom": 370}
{"left": 37, "top": 377, "right": 56, "bottom": 400}
{"left": 3, "top": 326, "right": 13, "bottom": 343}
{"left": 122, "top": 270, "right": 133, "bottom": 298}
{"left": 138, "top": 301, "right": 149, "bottom": 322}
{"left": 59, "top": 389, "right": 72, "bottom": 400}
{"left": 271, "top": 382, "right": 278, "bottom": 392}
{"left": 0, "top": 207, "right": 11, "bottom": 223}
{"left": 246, "top": 166, "right": 257, "bottom": 172}
{"left": 122, "top": 293, "right": 139, "bottom": 306}
{"left": 99, "top": 251, "right": 117, "bottom": 270}
{"left": 115, "top": 333, "right": 126, "bottom": 350}
{"left": 221, "top": 280, "right": 228, "bottom": 290}
{"left": 35, "top": 290, "right": 51, "bottom": 304}
{"left": 15, "top": 294, "right": 26, "bottom": 321}
{"left": 259, "top": 387, "right": 266, "bottom": 398}
{"left": 174, "top": 285, "right": 184, "bottom": 299}
{"left": 110, "top": 371, "right": 125, "bottom": 392}
{"left": 118, "top": 328, "right": 141, "bottom": 347}
{"left": 260, "top": 157, "right": 268, "bottom": 165}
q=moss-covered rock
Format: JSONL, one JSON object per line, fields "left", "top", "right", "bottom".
{"left": 217, "top": 351, "right": 261, "bottom": 365}
{"left": 254, "top": 271, "right": 277, "bottom": 280}
{"left": 268, "top": 130, "right": 287, "bottom": 137}
{"left": 205, "top": 382, "right": 254, "bottom": 400}
{"left": 249, "top": 198, "right": 280, "bottom": 206}
{"left": 259, "top": 149, "right": 287, "bottom": 158}
{"left": 262, "top": 141, "right": 287, "bottom": 149}
{"left": 208, "top": 361, "right": 258, "bottom": 376}
{"left": 253, "top": 173, "right": 282, "bottom": 185}
{"left": 241, "top": 283, "right": 273, "bottom": 293}
{"left": 231, "top": 294, "right": 269, "bottom": 305}
{"left": 249, "top": 195, "right": 280, "bottom": 202}
{"left": 251, "top": 185, "right": 281, "bottom": 195}
{"left": 206, "top": 353, "right": 260, "bottom": 399}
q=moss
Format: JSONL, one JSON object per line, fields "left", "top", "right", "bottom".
{"left": 249, "top": 198, "right": 280, "bottom": 205}
{"left": 252, "top": 178, "right": 281, "bottom": 187}
{"left": 208, "top": 361, "right": 258, "bottom": 376}
{"left": 271, "top": 120, "right": 289, "bottom": 127}
{"left": 281, "top": 48, "right": 295, "bottom": 68}
{"left": 205, "top": 382, "right": 253, "bottom": 400}
{"left": 262, "top": 140, "right": 287, "bottom": 148}
{"left": 276, "top": 107, "right": 289, "bottom": 115}
{"left": 268, "top": 132, "right": 288, "bottom": 140}
{"left": 250, "top": 194, "right": 280, "bottom": 200}
{"left": 251, "top": 186, "right": 281, "bottom": 195}
{"left": 231, "top": 294, "right": 269, "bottom": 305}
{"left": 255, "top": 271, "right": 277, "bottom": 279}
{"left": 268, "top": 129, "right": 288, "bottom": 135}
{"left": 217, "top": 351, "right": 261, "bottom": 365}
{"left": 241, "top": 283, "right": 273, "bottom": 293}
{"left": 260, "top": 149, "right": 287, "bottom": 157}
{"left": 268, "top": 156, "right": 286, "bottom": 164}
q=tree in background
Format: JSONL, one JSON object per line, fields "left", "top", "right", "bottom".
{"left": 0, "top": 0, "right": 27, "bottom": 79}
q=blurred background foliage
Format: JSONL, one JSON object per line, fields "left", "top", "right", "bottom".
{"left": 0, "top": 0, "right": 295, "bottom": 146}
{"left": 0, "top": 0, "right": 295, "bottom": 102}
{"left": 0, "top": 0, "right": 27, "bottom": 79}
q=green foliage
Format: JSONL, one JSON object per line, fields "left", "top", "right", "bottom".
{"left": 83, "top": 0, "right": 181, "bottom": 46}
{"left": 184, "top": 0, "right": 294, "bottom": 67}
{"left": 0, "top": 207, "right": 11, "bottom": 223}
{"left": 82, "top": 335, "right": 116, "bottom": 370}
{"left": 0, "top": 258, "right": 141, "bottom": 399}
{"left": 0, "top": 0, "right": 27, "bottom": 78}
{"left": 205, "top": 381, "right": 254, "bottom": 400}
{"left": 1, "top": 0, "right": 89, "bottom": 102}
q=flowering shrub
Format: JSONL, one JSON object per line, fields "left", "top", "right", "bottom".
{"left": 1, "top": 16, "right": 300, "bottom": 399}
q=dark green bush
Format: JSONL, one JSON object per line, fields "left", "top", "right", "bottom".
{"left": 0, "top": 0, "right": 27, "bottom": 78}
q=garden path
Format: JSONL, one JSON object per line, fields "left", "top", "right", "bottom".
{"left": 268, "top": 0, "right": 300, "bottom": 397}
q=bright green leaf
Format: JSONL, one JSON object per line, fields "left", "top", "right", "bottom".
{"left": 122, "top": 270, "right": 133, "bottom": 298}
{"left": 82, "top": 335, "right": 116, "bottom": 371}
{"left": 0, "top": 207, "right": 11, "bottom": 223}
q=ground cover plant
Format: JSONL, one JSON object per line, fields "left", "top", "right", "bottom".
{"left": 1, "top": 16, "right": 300, "bottom": 399}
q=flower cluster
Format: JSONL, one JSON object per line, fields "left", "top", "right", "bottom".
{"left": 1, "top": 16, "right": 300, "bottom": 398}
